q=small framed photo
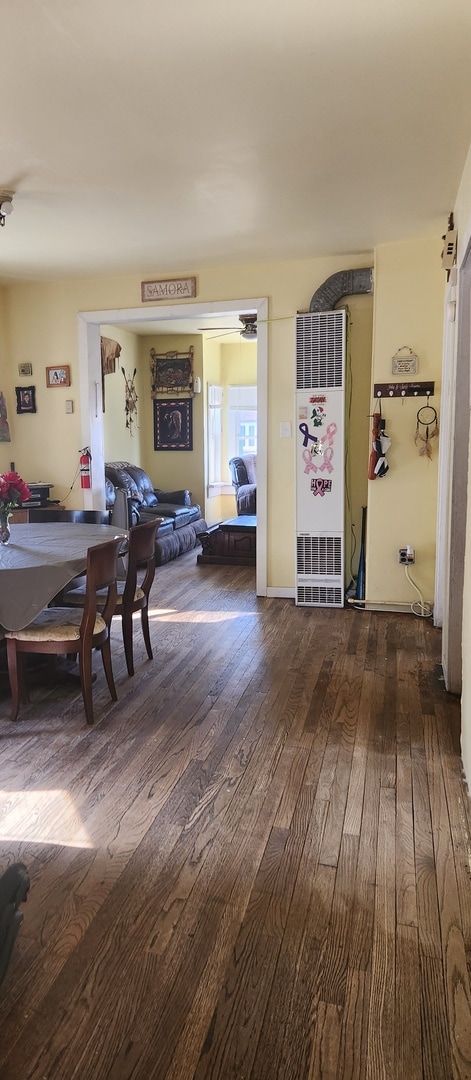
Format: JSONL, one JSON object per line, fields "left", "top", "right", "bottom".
{"left": 46, "top": 365, "right": 71, "bottom": 387}
{"left": 18, "top": 362, "right": 32, "bottom": 377}
{"left": 15, "top": 386, "right": 36, "bottom": 414}
{"left": 154, "top": 398, "right": 193, "bottom": 451}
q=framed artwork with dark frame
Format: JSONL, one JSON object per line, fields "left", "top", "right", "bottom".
{"left": 154, "top": 398, "right": 193, "bottom": 451}
{"left": 15, "top": 386, "right": 36, "bottom": 414}
{"left": 150, "top": 346, "right": 194, "bottom": 394}
{"left": 46, "top": 365, "right": 71, "bottom": 387}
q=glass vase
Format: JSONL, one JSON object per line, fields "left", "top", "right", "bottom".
{"left": 0, "top": 510, "right": 11, "bottom": 545}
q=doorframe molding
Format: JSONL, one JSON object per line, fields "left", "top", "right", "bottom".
{"left": 77, "top": 297, "right": 268, "bottom": 596}
{"left": 437, "top": 243, "right": 471, "bottom": 692}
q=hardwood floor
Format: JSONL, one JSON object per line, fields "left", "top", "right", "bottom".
{"left": 0, "top": 551, "right": 470, "bottom": 1079}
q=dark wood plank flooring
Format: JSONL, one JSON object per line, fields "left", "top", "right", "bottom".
{"left": 0, "top": 551, "right": 470, "bottom": 1079}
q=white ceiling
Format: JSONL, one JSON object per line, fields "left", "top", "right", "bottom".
{"left": 1, "top": 0, "right": 471, "bottom": 283}
{"left": 118, "top": 314, "right": 252, "bottom": 337}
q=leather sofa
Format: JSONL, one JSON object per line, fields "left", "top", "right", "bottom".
{"left": 228, "top": 454, "right": 257, "bottom": 515}
{"left": 105, "top": 461, "right": 207, "bottom": 565}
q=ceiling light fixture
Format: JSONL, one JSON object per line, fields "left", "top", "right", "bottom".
{"left": 240, "top": 315, "right": 257, "bottom": 340}
{"left": 241, "top": 325, "right": 257, "bottom": 340}
{"left": 0, "top": 195, "right": 13, "bottom": 227}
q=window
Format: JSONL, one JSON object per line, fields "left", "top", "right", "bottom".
{"left": 228, "top": 385, "right": 257, "bottom": 461}
{"left": 207, "top": 384, "right": 223, "bottom": 487}
{"left": 207, "top": 383, "right": 258, "bottom": 492}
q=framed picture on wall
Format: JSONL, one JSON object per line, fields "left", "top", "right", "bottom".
{"left": 154, "top": 398, "right": 193, "bottom": 451}
{"left": 46, "top": 365, "right": 71, "bottom": 387}
{"left": 15, "top": 386, "right": 37, "bottom": 414}
{"left": 150, "top": 346, "right": 194, "bottom": 394}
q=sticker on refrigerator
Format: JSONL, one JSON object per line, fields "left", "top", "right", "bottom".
{"left": 311, "top": 478, "right": 332, "bottom": 496}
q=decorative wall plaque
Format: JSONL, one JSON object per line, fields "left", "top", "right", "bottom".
{"left": 391, "top": 346, "right": 418, "bottom": 375}
{"left": 141, "top": 277, "right": 197, "bottom": 302}
{"left": 154, "top": 398, "right": 193, "bottom": 451}
{"left": 150, "top": 346, "right": 194, "bottom": 395}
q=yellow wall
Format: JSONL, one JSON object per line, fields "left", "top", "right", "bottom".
{"left": 344, "top": 295, "right": 373, "bottom": 584}
{"left": 0, "top": 251, "right": 387, "bottom": 588}
{"left": 366, "top": 237, "right": 444, "bottom": 606}
{"left": 200, "top": 335, "right": 223, "bottom": 525}
{"left": 102, "top": 325, "right": 142, "bottom": 464}
{"left": 0, "top": 286, "right": 12, "bottom": 453}
{"left": 137, "top": 334, "right": 204, "bottom": 511}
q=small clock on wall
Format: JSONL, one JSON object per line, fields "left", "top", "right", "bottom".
{"left": 391, "top": 346, "right": 418, "bottom": 376}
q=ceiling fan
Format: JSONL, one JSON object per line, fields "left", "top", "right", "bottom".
{"left": 198, "top": 314, "right": 257, "bottom": 340}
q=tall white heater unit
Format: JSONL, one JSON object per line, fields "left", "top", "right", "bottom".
{"left": 295, "top": 309, "right": 346, "bottom": 607}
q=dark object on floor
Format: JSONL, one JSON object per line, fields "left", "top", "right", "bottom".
{"left": 355, "top": 505, "right": 367, "bottom": 601}
{"left": 0, "top": 862, "right": 30, "bottom": 989}
{"left": 198, "top": 516, "right": 256, "bottom": 565}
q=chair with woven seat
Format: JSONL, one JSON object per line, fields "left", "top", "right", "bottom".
{"left": 63, "top": 519, "right": 161, "bottom": 677}
{"left": 4, "top": 536, "right": 123, "bottom": 725}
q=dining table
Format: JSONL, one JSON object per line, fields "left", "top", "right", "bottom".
{"left": 0, "top": 522, "right": 128, "bottom": 632}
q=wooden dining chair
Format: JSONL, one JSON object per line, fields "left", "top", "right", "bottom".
{"left": 63, "top": 519, "right": 160, "bottom": 677}
{"left": 4, "top": 536, "right": 123, "bottom": 724}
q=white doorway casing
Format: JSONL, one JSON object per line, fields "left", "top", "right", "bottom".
{"left": 77, "top": 297, "right": 269, "bottom": 597}
{"left": 435, "top": 248, "right": 471, "bottom": 694}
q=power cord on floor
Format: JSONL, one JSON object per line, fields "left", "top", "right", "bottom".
{"left": 404, "top": 564, "right": 433, "bottom": 618}
{"left": 60, "top": 460, "right": 81, "bottom": 505}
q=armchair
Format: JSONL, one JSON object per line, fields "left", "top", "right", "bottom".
{"left": 228, "top": 454, "right": 257, "bottom": 516}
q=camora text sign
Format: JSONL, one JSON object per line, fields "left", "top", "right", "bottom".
{"left": 141, "top": 277, "right": 197, "bottom": 302}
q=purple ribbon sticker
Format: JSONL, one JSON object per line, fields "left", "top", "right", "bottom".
{"left": 299, "top": 422, "right": 318, "bottom": 449}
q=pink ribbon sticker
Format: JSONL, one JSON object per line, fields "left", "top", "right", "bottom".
{"left": 302, "top": 448, "right": 317, "bottom": 474}
{"left": 311, "top": 478, "right": 332, "bottom": 496}
{"left": 307, "top": 422, "right": 338, "bottom": 474}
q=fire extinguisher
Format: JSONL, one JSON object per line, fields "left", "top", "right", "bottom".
{"left": 80, "top": 447, "right": 92, "bottom": 489}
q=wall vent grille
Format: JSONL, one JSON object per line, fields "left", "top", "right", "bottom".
{"left": 296, "top": 310, "right": 344, "bottom": 389}
{"left": 296, "top": 584, "right": 343, "bottom": 608}
{"left": 296, "top": 534, "right": 343, "bottom": 577}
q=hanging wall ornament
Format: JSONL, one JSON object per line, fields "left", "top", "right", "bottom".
{"left": 368, "top": 402, "right": 391, "bottom": 479}
{"left": 122, "top": 367, "right": 138, "bottom": 434}
{"left": 391, "top": 345, "right": 418, "bottom": 376}
{"left": 0, "top": 391, "right": 11, "bottom": 442}
{"left": 374, "top": 412, "right": 391, "bottom": 478}
{"left": 414, "top": 405, "right": 439, "bottom": 460}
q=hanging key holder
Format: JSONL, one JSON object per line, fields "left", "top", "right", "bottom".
{"left": 415, "top": 404, "right": 439, "bottom": 460}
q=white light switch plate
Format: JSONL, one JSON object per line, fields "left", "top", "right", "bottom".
{"left": 280, "top": 421, "right": 292, "bottom": 438}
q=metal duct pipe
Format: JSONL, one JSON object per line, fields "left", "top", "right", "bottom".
{"left": 309, "top": 267, "right": 373, "bottom": 312}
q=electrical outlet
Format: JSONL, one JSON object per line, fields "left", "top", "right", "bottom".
{"left": 398, "top": 547, "right": 415, "bottom": 564}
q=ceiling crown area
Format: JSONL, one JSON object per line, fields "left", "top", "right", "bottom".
{"left": 1, "top": 0, "right": 471, "bottom": 282}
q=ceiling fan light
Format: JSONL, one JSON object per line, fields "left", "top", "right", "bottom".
{"left": 241, "top": 325, "right": 257, "bottom": 340}
{"left": 0, "top": 198, "right": 13, "bottom": 216}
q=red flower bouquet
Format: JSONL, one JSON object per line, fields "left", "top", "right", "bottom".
{"left": 0, "top": 472, "right": 31, "bottom": 542}
{"left": 0, "top": 471, "right": 31, "bottom": 514}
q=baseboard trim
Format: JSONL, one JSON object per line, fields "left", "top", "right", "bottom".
{"left": 266, "top": 587, "right": 296, "bottom": 599}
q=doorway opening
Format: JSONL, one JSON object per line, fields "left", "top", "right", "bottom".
{"left": 77, "top": 297, "right": 268, "bottom": 596}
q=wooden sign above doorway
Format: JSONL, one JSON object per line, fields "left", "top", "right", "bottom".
{"left": 141, "top": 277, "right": 197, "bottom": 302}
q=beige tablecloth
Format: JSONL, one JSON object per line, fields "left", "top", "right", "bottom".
{"left": 0, "top": 522, "right": 127, "bottom": 631}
